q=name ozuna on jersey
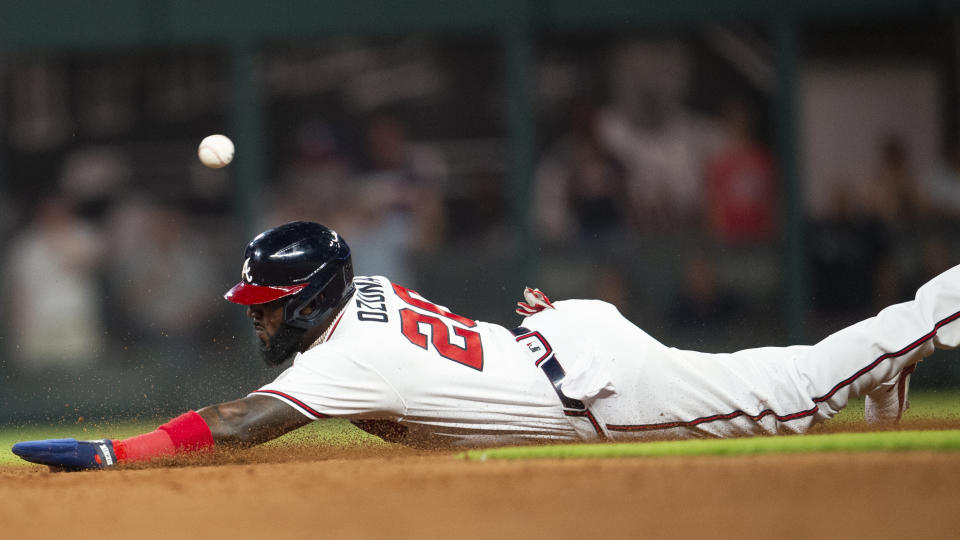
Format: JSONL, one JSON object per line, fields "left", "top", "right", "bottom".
{"left": 355, "top": 277, "right": 389, "bottom": 323}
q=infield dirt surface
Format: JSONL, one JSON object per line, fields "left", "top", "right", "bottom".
{"left": 2, "top": 438, "right": 959, "bottom": 540}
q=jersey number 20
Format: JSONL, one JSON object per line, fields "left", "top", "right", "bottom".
{"left": 394, "top": 284, "right": 484, "bottom": 371}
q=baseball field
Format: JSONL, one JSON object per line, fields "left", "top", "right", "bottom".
{"left": 2, "top": 392, "right": 959, "bottom": 539}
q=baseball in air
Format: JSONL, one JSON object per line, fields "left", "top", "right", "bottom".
{"left": 198, "top": 134, "right": 235, "bottom": 168}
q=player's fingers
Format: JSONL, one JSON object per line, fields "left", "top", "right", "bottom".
{"left": 516, "top": 302, "right": 539, "bottom": 316}
{"left": 522, "top": 287, "right": 538, "bottom": 305}
{"left": 523, "top": 288, "right": 554, "bottom": 308}
{"left": 530, "top": 289, "right": 554, "bottom": 307}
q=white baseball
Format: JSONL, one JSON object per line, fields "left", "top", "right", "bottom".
{"left": 198, "top": 134, "right": 235, "bottom": 168}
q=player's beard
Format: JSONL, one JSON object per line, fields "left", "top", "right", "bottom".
{"left": 258, "top": 323, "right": 307, "bottom": 367}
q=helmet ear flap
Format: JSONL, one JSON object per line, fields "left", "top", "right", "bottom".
{"left": 282, "top": 263, "right": 355, "bottom": 329}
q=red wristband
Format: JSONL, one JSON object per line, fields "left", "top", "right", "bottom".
{"left": 113, "top": 430, "right": 174, "bottom": 462}
{"left": 114, "top": 410, "right": 214, "bottom": 463}
{"left": 158, "top": 410, "right": 215, "bottom": 452}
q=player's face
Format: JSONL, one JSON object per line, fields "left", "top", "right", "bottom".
{"left": 247, "top": 298, "right": 286, "bottom": 346}
{"left": 246, "top": 298, "right": 310, "bottom": 367}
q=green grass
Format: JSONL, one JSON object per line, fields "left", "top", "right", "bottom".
{"left": 2, "top": 390, "right": 958, "bottom": 467}
{"left": 262, "top": 419, "right": 386, "bottom": 448}
{"left": 463, "top": 430, "right": 960, "bottom": 461}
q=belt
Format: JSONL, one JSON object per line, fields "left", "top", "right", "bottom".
{"left": 511, "top": 326, "right": 586, "bottom": 411}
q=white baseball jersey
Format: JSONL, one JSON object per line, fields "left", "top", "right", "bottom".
{"left": 254, "top": 276, "right": 584, "bottom": 447}
{"left": 255, "top": 265, "right": 960, "bottom": 446}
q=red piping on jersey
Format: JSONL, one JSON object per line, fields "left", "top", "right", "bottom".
{"left": 565, "top": 409, "right": 605, "bottom": 437}
{"left": 606, "top": 404, "right": 820, "bottom": 432}
{"left": 606, "top": 308, "right": 960, "bottom": 434}
{"left": 326, "top": 309, "right": 347, "bottom": 341}
{"left": 512, "top": 330, "right": 553, "bottom": 366}
{"left": 253, "top": 389, "right": 329, "bottom": 419}
{"left": 811, "top": 309, "right": 960, "bottom": 404}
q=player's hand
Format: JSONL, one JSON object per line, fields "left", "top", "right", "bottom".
{"left": 11, "top": 438, "right": 119, "bottom": 470}
{"left": 516, "top": 287, "right": 555, "bottom": 316}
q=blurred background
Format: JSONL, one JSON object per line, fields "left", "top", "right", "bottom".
{"left": 2, "top": 1, "right": 960, "bottom": 424}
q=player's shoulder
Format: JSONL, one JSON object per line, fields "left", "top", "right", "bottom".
{"left": 353, "top": 274, "right": 392, "bottom": 287}
{"left": 352, "top": 275, "right": 400, "bottom": 299}
{"left": 294, "top": 337, "right": 368, "bottom": 369}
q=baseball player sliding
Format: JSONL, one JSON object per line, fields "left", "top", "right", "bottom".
{"left": 12, "top": 221, "right": 960, "bottom": 469}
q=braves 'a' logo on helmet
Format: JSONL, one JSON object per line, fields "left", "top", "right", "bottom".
{"left": 242, "top": 257, "right": 253, "bottom": 283}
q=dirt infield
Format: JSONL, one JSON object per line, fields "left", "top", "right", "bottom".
{"left": 2, "top": 443, "right": 959, "bottom": 540}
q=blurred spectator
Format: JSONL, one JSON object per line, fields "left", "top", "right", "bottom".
{"left": 861, "top": 134, "right": 925, "bottom": 223}
{"left": 704, "top": 99, "right": 777, "bottom": 245}
{"left": 593, "top": 106, "right": 715, "bottom": 227}
{"left": 534, "top": 100, "right": 632, "bottom": 306}
{"left": 895, "top": 236, "right": 958, "bottom": 303}
{"left": 534, "top": 100, "right": 631, "bottom": 244}
{"left": 59, "top": 146, "right": 131, "bottom": 223}
{"left": 594, "top": 40, "right": 724, "bottom": 228}
{"left": 921, "top": 138, "right": 960, "bottom": 218}
{"left": 807, "top": 183, "right": 891, "bottom": 321}
{"left": 105, "top": 200, "right": 221, "bottom": 362}
{"left": 668, "top": 248, "right": 744, "bottom": 329}
{"left": 266, "top": 119, "right": 355, "bottom": 227}
{"left": 4, "top": 197, "right": 107, "bottom": 370}
{"left": 856, "top": 134, "right": 927, "bottom": 310}
{"left": 337, "top": 110, "right": 448, "bottom": 286}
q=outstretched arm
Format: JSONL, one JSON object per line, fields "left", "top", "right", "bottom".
{"left": 198, "top": 395, "right": 312, "bottom": 447}
{"left": 12, "top": 395, "right": 312, "bottom": 469}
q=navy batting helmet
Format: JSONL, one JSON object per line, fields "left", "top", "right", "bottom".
{"left": 224, "top": 221, "right": 355, "bottom": 329}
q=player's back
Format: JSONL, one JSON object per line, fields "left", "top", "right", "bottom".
{"left": 256, "top": 275, "right": 577, "bottom": 447}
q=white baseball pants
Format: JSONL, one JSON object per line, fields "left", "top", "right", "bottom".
{"left": 528, "top": 264, "right": 960, "bottom": 440}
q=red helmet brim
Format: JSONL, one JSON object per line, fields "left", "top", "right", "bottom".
{"left": 224, "top": 282, "right": 308, "bottom": 305}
